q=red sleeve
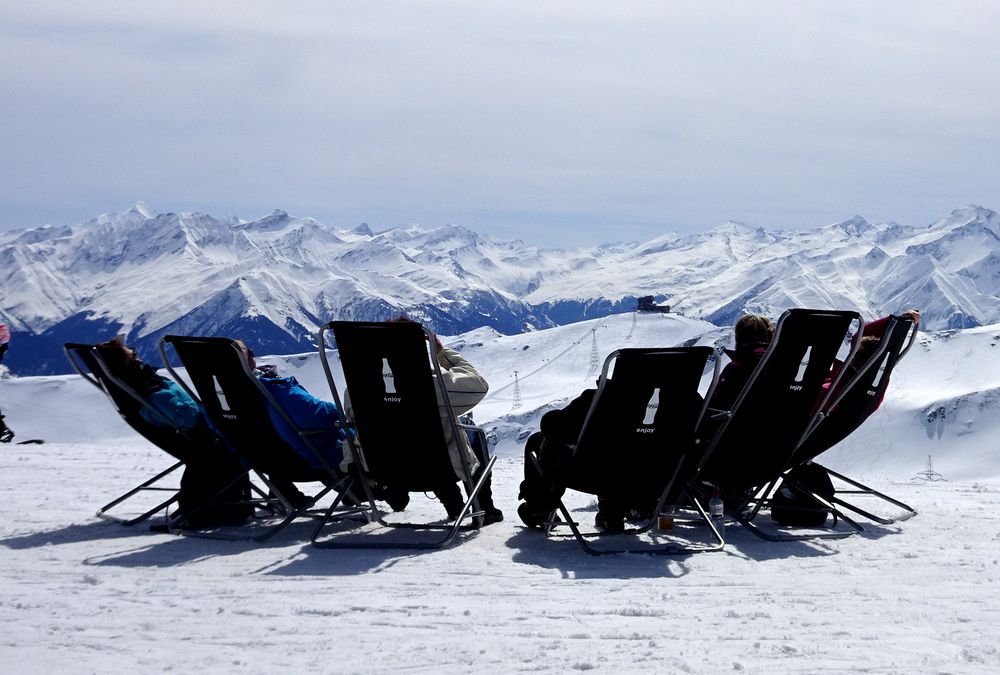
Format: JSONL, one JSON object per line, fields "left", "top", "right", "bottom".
{"left": 861, "top": 315, "right": 892, "bottom": 340}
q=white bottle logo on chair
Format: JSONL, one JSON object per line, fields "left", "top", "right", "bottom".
{"left": 382, "top": 358, "right": 397, "bottom": 394}
{"left": 869, "top": 353, "right": 891, "bottom": 393}
{"left": 640, "top": 388, "right": 659, "bottom": 427}
{"left": 213, "top": 375, "right": 231, "bottom": 412}
{"left": 791, "top": 346, "right": 812, "bottom": 390}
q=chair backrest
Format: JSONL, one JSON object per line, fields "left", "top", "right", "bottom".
{"left": 64, "top": 342, "right": 198, "bottom": 462}
{"left": 569, "top": 347, "right": 716, "bottom": 499}
{"left": 790, "top": 314, "right": 918, "bottom": 465}
{"left": 322, "top": 321, "right": 462, "bottom": 492}
{"left": 697, "top": 309, "right": 861, "bottom": 491}
{"left": 158, "top": 335, "right": 317, "bottom": 480}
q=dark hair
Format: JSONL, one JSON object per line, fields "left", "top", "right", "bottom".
{"left": 95, "top": 336, "right": 161, "bottom": 393}
{"left": 734, "top": 314, "right": 773, "bottom": 349}
{"left": 94, "top": 336, "right": 136, "bottom": 378}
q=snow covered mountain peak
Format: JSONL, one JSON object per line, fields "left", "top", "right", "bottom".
{"left": 940, "top": 204, "right": 998, "bottom": 228}
{"left": 85, "top": 201, "right": 158, "bottom": 230}
{"left": 834, "top": 215, "right": 874, "bottom": 237}
{"left": 1, "top": 203, "right": 999, "bottom": 375}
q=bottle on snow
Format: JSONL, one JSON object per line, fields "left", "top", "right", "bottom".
{"left": 708, "top": 490, "right": 725, "bottom": 542}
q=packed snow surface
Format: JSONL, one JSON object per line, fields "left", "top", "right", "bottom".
{"left": 2, "top": 313, "right": 999, "bottom": 672}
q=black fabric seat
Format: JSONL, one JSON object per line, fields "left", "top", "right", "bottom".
{"left": 785, "top": 314, "right": 920, "bottom": 525}
{"left": 523, "top": 346, "right": 723, "bottom": 555}
{"left": 159, "top": 335, "right": 361, "bottom": 541}
{"left": 690, "top": 308, "right": 867, "bottom": 541}
{"left": 310, "top": 320, "right": 495, "bottom": 550}
{"left": 64, "top": 342, "right": 235, "bottom": 526}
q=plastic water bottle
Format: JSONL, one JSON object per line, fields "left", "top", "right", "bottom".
{"left": 708, "top": 491, "right": 725, "bottom": 542}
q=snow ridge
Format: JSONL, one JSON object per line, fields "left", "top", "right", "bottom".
{"left": 1, "top": 203, "right": 999, "bottom": 374}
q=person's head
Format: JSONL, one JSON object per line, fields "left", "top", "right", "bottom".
{"left": 233, "top": 339, "right": 256, "bottom": 370}
{"left": 848, "top": 335, "right": 882, "bottom": 372}
{"left": 95, "top": 336, "right": 140, "bottom": 378}
{"left": 734, "top": 314, "right": 773, "bottom": 350}
{"left": 389, "top": 315, "right": 442, "bottom": 352}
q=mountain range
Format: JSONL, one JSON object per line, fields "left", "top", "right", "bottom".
{"left": 2, "top": 202, "right": 998, "bottom": 375}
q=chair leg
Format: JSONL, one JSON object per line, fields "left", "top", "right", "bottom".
{"left": 821, "top": 465, "right": 917, "bottom": 524}
{"left": 166, "top": 472, "right": 359, "bottom": 543}
{"left": 734, "top": 482, "right": 864, "bottom": 541}
{"left": 311, "top": 456, "right": 498, "bottom": 550}
{"left": 95, "top": 460, "right": 184, "bottom": 526}
{"left": 537, "top": 477, "right": 725, "bottom": 556}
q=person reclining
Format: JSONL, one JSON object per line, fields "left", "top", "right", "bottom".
{"left": 228, "top": 340, "right": 360, "bottom": 510}
{"left": 516, "top": 316, "right": 774, "bottom": 534}
{"left": 341, "top": 317, "right": 503, "bottom": 525}
{"left": 96, "top": 336, "right": 204, "bottom": 430}
{"left": 95, "top": 336, "right": 253, "bottom": 527}
{"left": 821, "top": 309, "right": 920, "bottom": 411}
{"left": 517, "top": 382, "right": 695, "bottom": 534}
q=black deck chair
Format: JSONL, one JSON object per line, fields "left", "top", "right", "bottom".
{"left": 158, "top": 335, "right": 363, "bottom": 542}
{"left": 310, "top": 321, "right": 496, "bottom": 550}
{"left": 692, "top": 308, "right": 866, "bottom": 541}
{"left": 784, "top": 314, "right": 920, "bottom": 525}
{"left": 529, "top": 346, "right": 724, "bottom": 555}
{"left": 64, "top": 342, "right": 193, "bottom": 525}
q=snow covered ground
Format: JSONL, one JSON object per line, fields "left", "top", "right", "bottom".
{"left": 2, "top": 312, "right": 999, "bottom": 673}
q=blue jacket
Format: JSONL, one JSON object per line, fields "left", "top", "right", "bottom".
{"left": 138, "top": 377, "right": 205, "bottom": 430}
{"left": 258, "top": 375, "right": 344, "bottom": 470}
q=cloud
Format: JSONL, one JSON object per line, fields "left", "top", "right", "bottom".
{"left": 2, "top": 1, "right": 1000, "bottom": 246}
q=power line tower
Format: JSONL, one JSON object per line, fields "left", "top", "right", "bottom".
{"left": 914, "top": 455, "right": 947, "bottom": 482}
{"left": 588, "top": 328, "right": 600, "bottom": 376}
{"left": 511, "top": 370, "right": 522, "bottom": 411}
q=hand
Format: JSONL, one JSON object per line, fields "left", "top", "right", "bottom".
{"left": 901, "top": 309, "right": 920, "bottom": 325}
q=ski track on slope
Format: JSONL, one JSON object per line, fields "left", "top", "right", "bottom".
{"left": 2, "top": 444, "right": 1000, "bottom": 673}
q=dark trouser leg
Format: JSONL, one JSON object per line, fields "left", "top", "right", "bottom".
{"left": 464, "top": 430, "right": 502, "bottom": 524}
{"left": 596, "top": 494, "right": 625, "bottom": 533}
{"left": 468, "top": 431, "right": 496, "bottom": 510}
{"left": 0, "top": 412, "right": 13, "bottom": 443}
{"left": 268, "top": 475, "right": 310, "bottom": 509}
{"left": 433, "top": 482, "right": 465, "bottom": 520}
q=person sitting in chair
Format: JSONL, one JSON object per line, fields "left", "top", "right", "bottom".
{"left": 95, "top": 336, "right": 252, "bottom": 527}
{"left": 342, "top": 317, "right": 503, "bottom": 525}
{"left": 96, "top": 336, "right": 203, "bottom": 430}
{"left": 228, "top": 340, "right": 357, "bottom": 510}
{"left": 236, "top": 341, "right": 347, "bottom": 475}
{"left": 821, "top": 309, "right": 920, "bottom": 411}
{"left": 709, "top": 313, "right": 774, "bottom": 412}
{"left": 517, "top": 382, "right": 676, "bottom": 533}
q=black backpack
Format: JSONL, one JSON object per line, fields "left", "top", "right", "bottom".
{"left": 770, "top": 463, "right": 835, "bottom": 527}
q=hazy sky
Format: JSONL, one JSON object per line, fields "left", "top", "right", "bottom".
{"left": 2, "top": 1, "right": 999, "bottom": 246}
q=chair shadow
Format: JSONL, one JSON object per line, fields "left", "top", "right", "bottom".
{"left": 0, "top": 511, "right": 395, "bottom": 573}
{"left": 503, "top": 509, "right": 904, "bottom": 574}
{"left": 710, "top": 517, "right": 901, "bottom": 563}
{"left": 269, "top": 514, "right": 496, "bottom": 577}
{"left": 1, "top": 519, "right": 154, "bottom": 550}
{"left": 505, "top": 527, "right": 701, "bottom": 579}
{"left": 2, "top": 508, "right": 907, "bottom": 574}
